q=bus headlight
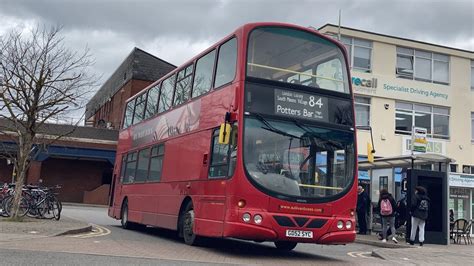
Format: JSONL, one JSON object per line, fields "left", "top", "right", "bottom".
{"left": 337, "top": 220, "right": 344, "bottom": 230}
{"left": 345, "top": 220, "right": 352, "bottom": 229}
{"left": 254, "top": 214, "right": 263, "bottom": 224}
{"left": 242, "top": 213, "right": 251, "bottom": 223}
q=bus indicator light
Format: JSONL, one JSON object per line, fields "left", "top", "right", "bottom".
{"left": 254, "top": 214, "right": 263, "bottom": 224}
{"left": 238, "top": 199, "right": 246, "bottom": 208}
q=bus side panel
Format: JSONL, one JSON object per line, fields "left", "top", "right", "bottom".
{"left": 109, "top": 153, "right": 125, "bottom": 219}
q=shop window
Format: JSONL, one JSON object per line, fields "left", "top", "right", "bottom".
{"left": 395, "top": 101, "right": 449, "bottom": 139}
{"left": 379, "top": 176, "right": 388, "bottom": 191}
{"left": 355, "top": 96, "right": 370, "bottom": 126}
{"left": 396, "top": 47, "right": 449, "bottom": 85}
{"left": 340, "top": 36, "right": 372, "bottom": 73}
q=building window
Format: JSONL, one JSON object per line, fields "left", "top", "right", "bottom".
{"left": 355, "top": 96, "right": 370, "bottom": 126}
{"left": 340, "top": 36, "right": 372, "bottom": 73}
{"left": 396, "top": 47, "right": 449, "bottom": 85}
{"left": 379, "top": 176, "right": 388, "bottom": 191}
{"left": 471, "top": 112, "right": 474, "bottom": 142}
{"left": 395, "top": 101, "right": 450, "bottom": 139}
{"left": 471, "top": 60, "right": 474, "bottom": 90}
{"left": 462, "top": 165, "right": 474, "bottom": 174}
{"left": 450, "top": 164, "right": 458, "bottom": 173}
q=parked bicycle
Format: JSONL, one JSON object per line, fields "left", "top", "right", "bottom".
{"left": 0, "top": 183, "right": 62, "bottom": 220}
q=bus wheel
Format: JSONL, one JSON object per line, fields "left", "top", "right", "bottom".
{"left": 274, "top": 241, "right": 297, "bottom": 251}
{"left": 121, "top": 201, "right": 132, "bottom": 229}
{"left": 182, "top": 202, "right": 202, "bottom": 246}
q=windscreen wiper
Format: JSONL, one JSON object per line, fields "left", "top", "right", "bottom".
{"left": 248, "top": 113, "right": 300, "bottom": 139}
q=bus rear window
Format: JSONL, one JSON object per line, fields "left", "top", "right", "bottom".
{"left": 247, "top": 27, "right": 349, "bottom": 93}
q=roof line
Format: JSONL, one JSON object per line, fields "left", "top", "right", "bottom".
{"left": 133, "top": 47, "right": 177, "bottom": 68}
{"left": 318, "top": 23, "right": 473, "bottom": 54}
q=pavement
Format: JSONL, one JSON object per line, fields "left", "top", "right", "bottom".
{"left": 0, "top": 216, "right": 91, "bottom": 242}
{"left": 355, "top": 233, "right": 474, "bottom": 265}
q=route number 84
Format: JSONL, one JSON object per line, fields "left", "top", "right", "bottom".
{"left": 309, "top": 96, "right": 323, "bottom": 108}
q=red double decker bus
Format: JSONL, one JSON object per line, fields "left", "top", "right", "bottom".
{"left": 109, "top": 22, "right": 357, "bottom": 250}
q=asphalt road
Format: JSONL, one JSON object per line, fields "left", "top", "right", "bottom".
{"left": 0, "top": 205, "right": 389, "bottom": 265}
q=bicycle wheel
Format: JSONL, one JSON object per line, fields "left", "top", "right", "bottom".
{"left": 43, "top": 196, "right": 61, "bottom": 220}
{"left": 4, "top": 196, "right": 29, "bottom": 217}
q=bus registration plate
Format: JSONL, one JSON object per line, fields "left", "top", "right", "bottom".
{"left": 285, "top": 229, "right": 313, "bottom": 238}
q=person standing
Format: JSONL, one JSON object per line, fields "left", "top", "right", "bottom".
{"left": 356, "top": 185, "right": 370, "bottom": 234}
{"left": 378, "top": 189, "right": 398, "bottom": 243}
{"left": 410, "top": 186, "right": 430, "bottom": 246}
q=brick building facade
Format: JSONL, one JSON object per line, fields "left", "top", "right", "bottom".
{"left": 85, "top": 48, "right": 176, "bottom": 129}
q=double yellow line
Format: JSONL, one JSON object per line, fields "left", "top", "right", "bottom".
{"left": 69, "top": 224, "right": 111, "bottom": 239}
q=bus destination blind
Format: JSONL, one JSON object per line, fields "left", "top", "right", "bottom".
{"left": 274, "top": 89, "right": 329, "bottom": 122}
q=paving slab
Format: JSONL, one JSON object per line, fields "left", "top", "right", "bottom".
{"left": 0, "top": 216, "right": 91, "bottom": 242}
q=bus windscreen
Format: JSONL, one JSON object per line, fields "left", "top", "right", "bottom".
{"left": 247, "top": 27, "right": 349, "bottom": 94}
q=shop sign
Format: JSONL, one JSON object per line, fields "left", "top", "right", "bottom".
{"left": 412, "top": 127, "right": 427, "bottom": 153}
{"left": 449, "top": 187, "right": 470, "bottom": 199}
{"left": 402, "top": 136, "right": 446, "bottom": 155}
{"left": 449, "top": 173, "right": 474, "bottom": 188}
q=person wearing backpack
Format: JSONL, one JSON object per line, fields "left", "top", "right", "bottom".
{"left": 378, "top": 189, "right": 398, "bottom": 243}
{"left": 409, "top": 186, "right": 430, "bottom": 246}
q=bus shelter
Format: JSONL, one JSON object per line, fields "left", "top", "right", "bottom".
{"left": 358, "top": 154, "right": 454, "bottom": 245}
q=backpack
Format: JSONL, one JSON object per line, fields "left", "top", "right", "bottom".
{"left": 418, "top": 199, "right": 429, "bottom": 212}
{"left": 380, "top": 198, "right": 393, "bottom": 216}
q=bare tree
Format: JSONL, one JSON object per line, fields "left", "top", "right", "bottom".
{"left": 0, "top": 25, "right": 95, "bottom": 220}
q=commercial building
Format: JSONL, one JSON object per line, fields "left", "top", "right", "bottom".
{"left": 319, "top": 24, "right": 474, "bottom": 221}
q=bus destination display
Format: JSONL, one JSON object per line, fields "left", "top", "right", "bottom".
{"left": 274, "top": 89, "right": 328, "bottom": 122}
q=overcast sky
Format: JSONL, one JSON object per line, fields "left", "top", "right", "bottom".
{"left": 0, "top": 0, "right": 472, "bottom": 119}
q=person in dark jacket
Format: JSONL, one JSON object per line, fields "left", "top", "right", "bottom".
{"left": 356, "top": 186, "right": 370, "bottom": 234}
{"left": 409, "top": 186, "right": 430, "bottom": 246}
{"left": 378, "top": 189, "right": 398, "bottom": 243}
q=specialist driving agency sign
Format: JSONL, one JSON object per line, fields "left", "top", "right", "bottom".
{"left": 412, "top": 127, "right": 428, "bottom": 153}
{"left": 274, "top": 89, "right": 328, "bottom": 122}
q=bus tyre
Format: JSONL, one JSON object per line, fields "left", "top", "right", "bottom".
{"left": 121, "top": 201, "right": 133, "bottom": 230}
{"left": 182, "top": 202, "right": 203, "bottom": 246}
{"left": 274, "top": 241, "right": 297, "bottom": 251}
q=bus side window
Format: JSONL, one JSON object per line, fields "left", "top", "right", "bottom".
{"left": 123, "top": 100, "right": 135, "bottom": 128}
{"left": 133, "top": 92, "right": 146, "bottom": 125}
{"left": 228, "top": 124, "right": 238, "bottom": 177}
{"left": 148, "top": 144, "right": 165, "bottom": 182}
{"left": 120, "top": 155, "right": 127, "bottom": 183}
{"left": 209, "top": 129, "right": 230, "bottom": 178}
{"left": 214, "top": 37, "right": 237, "bottom": 88}
{"left": 174, "top": 64, "right": 193, "bottom": 106}
{"left": 124, "top": 152, "right": 137, "bottom": 183}
{"left": 144, "top": 84, "right": 160, "bottom": 119}
{"left": 192, "top": 50, "right": 216, "bottom": 98}
{"left": 159, "top": 74, "right": 176, "bottom": 113}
